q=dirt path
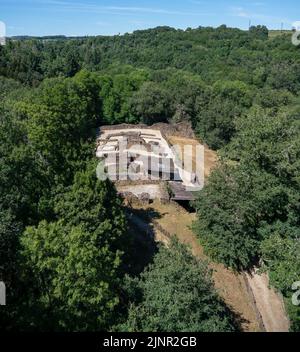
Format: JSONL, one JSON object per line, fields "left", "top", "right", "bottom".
{"left": 245, "top": 271, "right": 290, "bottom": 332}
{"left": 123, "top": 133, "right": 290, "bottom": 332}
{"left": 126, "top": 211, "right": 169, "bottom": 245}
{"left": 166, "top": 136, "right": 290, "bottom": 332}
{"left": 128, "top": 201, "right": 261, "bottom": 332}
{"left": 128, "top": 200, "right": 291, "bottom": 332}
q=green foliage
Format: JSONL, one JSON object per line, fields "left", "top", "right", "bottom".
{"left": 194, "top": 106, "right": 300, "bottom": 327}
{"left": 0, "top": 210, "right": 21, "bottom": 284}
{"left": 194, "top": 108, "right": 300, "bottom": 265}
{"left": 2, "top": 26, "right": 295, "bottom": 89}
{"left": 162, "top": 70, "right": 207, "bottom": 123}
{"left": 254, "top": 88, "right": 292, "bottom": 109}
{"left": 0, "top": 76, "right": 22, "bottom": 99}
{"left": 54, "top": 161, "right": 127, "bottom": 244}
{"left": 0, "top": 106, "right": 50, "bottom": 223}
{"left": 266, "top": 63, "right": 300, "bottom": 94}
{"left": 195, "top": 97, "right": 241, "bottom": 149}
{"left": 213, "top": 80, "right": 253, "bottom": 107}
{"left": 0, "top": 72, "right": 132, "bottom": 331}
{"left": 225, "top": 108, "right": 300, "bottom": 188}
{"left": 261, "top": 232, "right": 300, "bottom": 295}
{"left": 98, "top": 69, "right": 148, "bottom": 124}
{"left": 260, "top": 231, "right": 300, "bottom": 331}
{"left": 19, "top": 71, "right": 102, "bottom": 183}
{"left": 20, "top": 163, "right": 128, "bottom": 331}
{"left": 130, "top": 81, "right": 170, "bottom": 124}
{"left": 1, "top": 25, "right": 299, "bottom": 331}
{"left": 2, "top": 27, "right": 300, "bottom": 149}
{"left": 249, "top": 25, "right": 269, "bottom": 40}
{"left": 193, "top": 163, "right": 289, "bottom": 269}
{"left": 119, "top": 239, "right": 236, "bottom": 332}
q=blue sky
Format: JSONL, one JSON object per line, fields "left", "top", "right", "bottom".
{"left": 0, "top": 0, "right": 299, "bottom": 36}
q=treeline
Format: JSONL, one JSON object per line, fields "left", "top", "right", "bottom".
{"left": 0, "top": 24, "right": 299, "bottom": 331}
{"left": 1, "top": 25, "right": 299, "bottom": 150}
{"left": 1, "top": 25, "right": 299, "bottom": 88}
{"left": 0, "top": 71, "right": 236, "bottom": 331}
{"left": 193, "top": 106, "right": 300, "bottom": 331}
{"left": 1, "top": 64, "right": 296, "bottom": 150}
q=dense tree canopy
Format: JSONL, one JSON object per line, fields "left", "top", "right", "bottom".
{"left": 1, "top": 26, "right": 299, "bottom": 148}
{"left": 119, "top": 239, "right": 236, "bottom": 332}
{"left": 261, "top": 233, "right": 300, "bottom": 331}
{"left": 0, "top": 72, "right": 130, "bottom": 331}
{"left": 193, "top": 107, "right": 300, "bottom": 330}
{"left": 20, "top": 163, "right": 128, "bottom": 331}
{"left": 0, "top": 25, "right": 299, "bottom": 331}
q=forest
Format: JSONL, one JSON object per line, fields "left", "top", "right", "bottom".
{"left": 0, "top": 25, "right": 299, "bottom": 331}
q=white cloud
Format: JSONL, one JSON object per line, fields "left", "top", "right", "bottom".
{"left": 230, "top": 6, "right": 292, "bottom": 25}
{"left": 189, "top": 0, "right": 209, "bottom": 4}
{"left": 41, "top": 0, "right": 212, "bottom": 16}
{"left": 95, "top": 21, "right": 110, "bottom": 26}
{"left": 231, "top": 7, "right": 249, "bottom": 18}
{"left": 251, "top": 2, "right": 265, "bottom": 6}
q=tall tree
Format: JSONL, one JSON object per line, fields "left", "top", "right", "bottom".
{"left": 130, "top": 82, "right": 170, "bottom": 124}
{"left": 20, "top": 162, "right": 128, "bottom": 331}
{"left": 119, "top": 239, "right": 237, "bottom": 332}
{"left": 19, "top": 70, "right": 102, "bottom": 184}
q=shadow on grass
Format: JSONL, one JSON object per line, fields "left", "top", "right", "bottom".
{"left": 121, "top": 206, "right": 248, "bottom": 332}
{"left": 229, "top": 306, "right": 251, "bottom": 332}
{"left": 122, "top": 206, "right": 163, "bottom": 276}
{"left": 131, "top": 206, "right": 163, "bottom": 221}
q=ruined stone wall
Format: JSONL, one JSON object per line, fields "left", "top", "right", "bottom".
{"left": 100, "top": 121, "right": 195, "bottom": 139}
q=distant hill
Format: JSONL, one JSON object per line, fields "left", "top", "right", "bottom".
{"left": 9, "top": 35, "right": 88, "bottom": 41}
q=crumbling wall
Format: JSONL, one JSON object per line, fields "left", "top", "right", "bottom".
{"left": 100, "top": 121, "right": 195, "bottom": 139}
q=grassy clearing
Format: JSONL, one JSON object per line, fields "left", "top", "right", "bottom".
{"left": 268, "top": 30, "right": 292, "bottom": 39}
{"left": 126, "top": 136, "right": 260, "bottom": 331}
{"left": 130, "top": 199, "right": 261, "bottom": 332}
{"left": 167, "top": 135, "right": 218, "bottom": 180}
